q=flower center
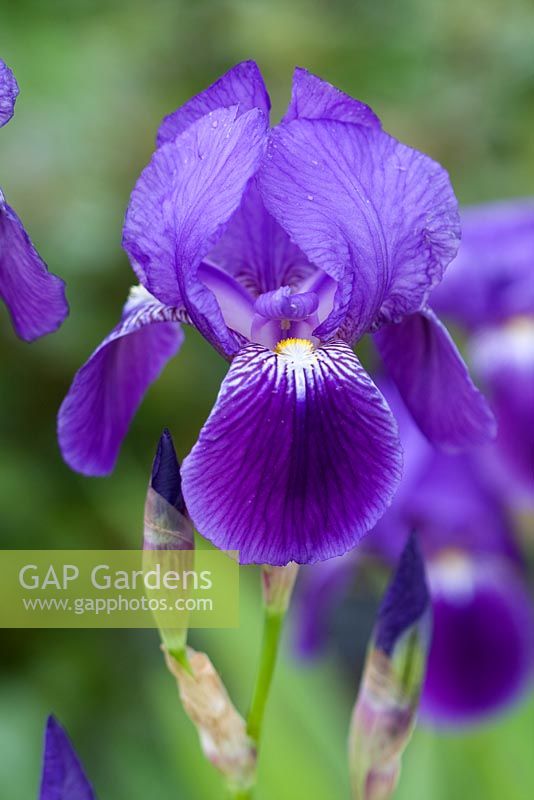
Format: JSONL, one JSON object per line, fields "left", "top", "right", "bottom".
{"left": 254, "top": 286, "right": 319, "bottom": 322}
{"left": 198, "top": 262, "right": 337, "bottom": 350}
{"left": 428, "top": 549, "right": 475, "bottom": 600}
{"left": 274, "top": 337, "right": 316, "bottom": 364}
{"left": 275, "top": 337, "right": 315, "bottom": 356}
{"left": 251, "top": 286, "right": 320, "bottom": 348}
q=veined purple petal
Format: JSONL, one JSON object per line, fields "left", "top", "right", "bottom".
{"left": 374, "top": 307, "right": 496, "bottom": 450}
{"left": 470, "top": 321, "right": 534, "bottom": 504}
{"left": 157, "top": 60, "right": 270, "bottom": 146}
{"left": 40, "top": 716, "right": 95, "bottom": 800}
{"left": 207, "top": 180, "right": 317, "bottom": 297}
{"left": 58, "top": 287, "right": 185, "bottom": 476}
{"left": 0, "top": 193, "right": 68, "bottom": 341}
{"left": 432, "top": 198, "right": 534, "bottom": 329}
{"left": 181, "top": 338, "right": 402, "bottom": 565}
{"left": 123, "top": 106, "right": 267, "bottom": 356}
{"left": 375, "top": 533, "right": 430, "bottom": 657}
{"left": 422, "top": 554, "right": 534, "bottom": 725}
{"left": 0, "top": 58, "right": 19, "bottom": 127}
{"left": 258, "top": 119, "right": 460, "bottom": 342}
{"left": 283, "top": 67, "right": 380, "bottom": 128}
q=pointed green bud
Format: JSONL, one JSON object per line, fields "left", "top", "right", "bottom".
{"left": 348, "top": 534, "right": 431, "bottom": 800}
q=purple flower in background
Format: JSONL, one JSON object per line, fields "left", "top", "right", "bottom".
{"left": 470, "top": 321, "right": 534, "bottom": 504}
{"left": 433, "top": 199, "right": 534, "bottom": 503}
{"left": 39, "top": 716, "right": 95, "bottom": 800}
{"left": 432, "top": 198, "right": 534, "bottom": 329}
{"left": 59, "top": 62, "right": 494, "bottom": 565}
{"left": 295, "top": 383, "right": 534, "bottom": 724}
{"left": 0, "top": 58, "right": 68, "bottom": 341}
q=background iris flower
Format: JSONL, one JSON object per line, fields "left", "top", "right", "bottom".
{"left": 433, "top": 199, "right": 534, "bottom": 506}
{"left": 294, "top": 381, "right": 534, "bottom": 724}
{"left": 58, "top": 63, "right": 494, "bottom": 565}
{"left": 0, "top": 58, "right": 68, "bottom": 342}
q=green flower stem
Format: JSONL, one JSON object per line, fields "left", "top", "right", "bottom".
{"left": 227, "top": 788, "right": 253, "bottom": 800}
{"left": 246, "top": 608, "right": 285, "bottom": 746}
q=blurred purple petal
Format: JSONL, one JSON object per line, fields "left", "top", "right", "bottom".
{"left": 0, "top": 194, "right": 68, "bottom": 340}
{"left": 157, "top": 60, "right": 270, "bottom": 146}
{"left": 182, "top": 339, "right": 402, "bottom": 565}
{"left": 375, "top": 533, "right": 430, "bottom": 656}
{"left": 294, "top": 555, "right": 357, "bottom": 658}
{"left": 283, "top": 67, "right": 380, "bottom": 127}
{"left": 423, "top": 555, "right": 534, "bottom": 725}
{"left": 207, "top": 180, "right": 317, "bottom": 296}
{"left": 123, "top": 106, "right": 267, "bottom": 356}
{"left": 470, "top": 321, "right": 534, "bottom": 504}
{"left": 40, "top": 716, "right": 95, "bottom": 800}
{"left": 432, "top": 199, "right": 534, "bottom": 329}
{"left": 374, "top": 307, "right": 496, "bottom": 450}
{"left": 58, "top": 288, "right": 184, "bottom": 476}
{"left": 258, "top": 119, "right": 459, "bottom": 342}
{"left": 368, "top": 379, "right": 520, "bottom": 562}
{"left": 0, "top": 58, "right": 19, "bottom": 127}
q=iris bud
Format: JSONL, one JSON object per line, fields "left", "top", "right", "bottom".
{"left": 143, "top": 429, "right": 194, "bottom": 665}
{"left": 348, "top": 534, "right": 431, "bottom": 800}
{"left": 164, "top": 646, "right": 256, "bottom": 792}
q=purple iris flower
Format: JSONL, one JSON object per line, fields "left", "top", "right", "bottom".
{"left": 433, "top": 198, "right": 534, "bottom": 504}
{"left": 432, "top": 198, "right": 534, "bottom": 329}
{"left": 294, "top": 383, "right": 534, "bottom": 724}
{"left": 0, "top": 59, "right": 68, "bottom": 340}
{"left": 39, "top": 716, "right": 95, "bottom": 800}
{"left": 58, "top": 62, "right": 494, "bottom": 565}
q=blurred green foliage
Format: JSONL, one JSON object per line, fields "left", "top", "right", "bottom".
{"left": 0, "top": 0, "right": 533, "bottom": 797}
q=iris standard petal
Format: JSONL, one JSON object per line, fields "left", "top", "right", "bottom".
{"left": 40, "top": 716, "right": 95, "bottom": 800}
{"left": 470, "top": 321, "right": 534, "bottom": 503}
{"left": 207, "top": 180, "right": 317, "bottom": 296}
{"left": 374, "top": 307, "right": 496, "bottom": 450}
{"left": 283, "top": 67, "right": 380, "bottom": 127}
{"left": 422, "top": 555, "right": 534, "bottom": 725}
{"left": 432, "top": 198, "right": 534, "bottom": 329}
{"left": 0, "top": 58, "right": 19, "bottom": 127}
{"left": 181, "top": 338, "right": 402, "bottom": 565}
{"left": 58, "top": 287, "right": 185, "bottom": 476}
{"left": 123, "top": 106, "right": 267, "bottom": 356}
{"left": 0, "top": 194, "right": 68, "bottom": 341}
{"left": 157, "top": 60, "right": 270, "bottom": 146}
{"left": 258, "top": 119, "right": 460, "bottom": 342}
